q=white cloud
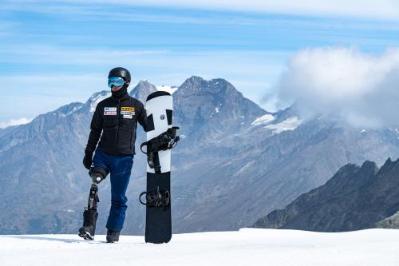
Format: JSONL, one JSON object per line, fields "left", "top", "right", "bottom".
{"left": 0, "top": 118, "right": 32, "bottom": 129}
{"left": 7, "top": 0, "right": 399, "bottom": 20}
{"left": 275, "top": 47, "right": 399, "bottom": 128}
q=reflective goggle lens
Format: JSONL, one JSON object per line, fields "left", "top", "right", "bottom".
{"left": 108, "top": 77, "right": 125, "bottom": 88}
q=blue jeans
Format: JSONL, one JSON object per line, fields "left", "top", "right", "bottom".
{"left": 92, "top": 148, "right": 134, "bottom": 232}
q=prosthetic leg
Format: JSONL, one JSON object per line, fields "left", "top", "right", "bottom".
{"left": 78, "top": 167, "right": 108, "bottom": 240}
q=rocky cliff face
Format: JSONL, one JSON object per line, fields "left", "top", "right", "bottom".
{"left": 377, "top": 211, "right": 399, "bottom": 228}
{"left": 254, "top": 158, "right": 399, "bottom": 231}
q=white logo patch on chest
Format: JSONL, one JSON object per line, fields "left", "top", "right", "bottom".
{"left": 104, "top": 107, "right": 117, "bottom": 116}
{"left": 123, "top": 114, "right": 133, "bottom": 119}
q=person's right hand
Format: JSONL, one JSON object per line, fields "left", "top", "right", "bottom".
{"left": 83, "top": 151, "right": 93, "bottom": 170}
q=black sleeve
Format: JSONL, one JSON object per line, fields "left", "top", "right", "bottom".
{"left": 85, "top": 104, "right": 103, "bottom": 154}
{"left": 137, "top": 102, "right": 148, "bottom": 132}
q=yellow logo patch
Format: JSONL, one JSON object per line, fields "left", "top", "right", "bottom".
{"left": 121, "top": 107, "right": 135, "bottom": 112}
{"left": 120, "top": 106, "right": 135, "bottom": 118}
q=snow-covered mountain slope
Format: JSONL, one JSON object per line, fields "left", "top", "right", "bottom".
{"left": 88, "top": 91, "right": 111, "bottom": 112}
{"left": 1, "top": 229, "right": 399, "bottom": 266}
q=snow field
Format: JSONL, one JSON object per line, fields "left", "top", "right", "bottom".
{"left": 0, "top": 228, "right": 399, "bottom": 266}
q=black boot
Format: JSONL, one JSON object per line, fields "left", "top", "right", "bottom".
{"left": 106, "top": 229, "right": 120, "bottom": 243}
{"left": 78, "top": 209, "right": 98, "bottom": 240}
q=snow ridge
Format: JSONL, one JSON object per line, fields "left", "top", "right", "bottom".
{"left": 265, "top": 116, "right": 302, "bottom": 134}
{"left": 89, "top": 91, "right": 111, "bottom": 112}
{"left": 251, "top": 113, "right": 275, "bottom": 126}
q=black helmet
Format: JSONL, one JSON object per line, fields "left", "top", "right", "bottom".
{"left": 108, "top": 67, "right": 131, "bottom": 84}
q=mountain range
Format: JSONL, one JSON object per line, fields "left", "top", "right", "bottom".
{"left": 1, "top": 76, "right": 399, "bottom": 234}
{"left": 253, "top": 158, "right": 399, "bottom": 231}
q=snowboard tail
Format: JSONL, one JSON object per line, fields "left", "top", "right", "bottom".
{"left": 144, "top": 172, "right": 172, "bottom": 243}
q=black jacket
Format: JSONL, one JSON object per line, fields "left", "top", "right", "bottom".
{"left": 85, "top": 94, "right": 147, "bottom": 156}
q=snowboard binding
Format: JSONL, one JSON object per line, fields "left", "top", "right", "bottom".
{"left": 140, "top": 127, "right": 180, "bottom": 173}
{"left": 139, "top": 186, "right": 170, "bottom": 209}
{"left": 79, "top": 167, "right": 108, "bottom": 240}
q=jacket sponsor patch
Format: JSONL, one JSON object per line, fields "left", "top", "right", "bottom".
{"left": 104, "top": 107, "right": 117, "bottom": 116}
{"left": 121, "top": 107, "right": 134, "bottom": 112}
{"left": 121, "top": 106, "right": 135, "bottom": 116}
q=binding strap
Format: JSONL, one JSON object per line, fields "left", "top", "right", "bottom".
{"left": 140, "top": 127, "right": 180, "bottom": 173}
{"left": 139, "top": 186, "right": 170, "bottom": 208}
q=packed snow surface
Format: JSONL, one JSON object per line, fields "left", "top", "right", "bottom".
{"left": 1, "top": 229, "right": 399, "bottom": 266}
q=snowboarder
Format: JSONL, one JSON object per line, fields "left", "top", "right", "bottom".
{"left": 79, "top": 67, "right": 147, "bottom": 243}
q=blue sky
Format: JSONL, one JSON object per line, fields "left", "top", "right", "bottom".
{"left": 0, "top": 0, "right": 399, "bottom": 125}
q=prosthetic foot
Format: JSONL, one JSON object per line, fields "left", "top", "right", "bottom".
{"left": 78, "top": 184, "right": 99, "bottom": 240}
{"left": 78, "top": 167, "right": 108, "bottom": 240}
{"left": 79, "top": 208, "right": 98, "bottom": 240}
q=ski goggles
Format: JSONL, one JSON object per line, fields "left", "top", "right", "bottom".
{"left": 108, "top": 76, "right": 125, "bottom": 88}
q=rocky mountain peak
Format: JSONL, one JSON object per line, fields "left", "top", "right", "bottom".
{"left": 85, "top": 90, "right": 111, "bottom": 112}
{"left": 378, "top": 157, "right": 397, "bottom": 175}
{"left": 177, "top": 76, "right": 240, "bottom": 98}
{"left": 173, "top": 76, "right": 266, "bottom": 140}
{"left": 130, "top": 80, "right": 158, "bottom": 103}
{"left": 178, "top": 76, "right": 206, "bottom": 92}
{"left": 360, "top": 160, "right": 379, "bottom": 174}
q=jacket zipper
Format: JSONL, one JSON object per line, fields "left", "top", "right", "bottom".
{"left": 116, "top": 99, "right": 121, "bottom": 142}
{"left": 129, "top": 98, "right": 133, "bottom": 153}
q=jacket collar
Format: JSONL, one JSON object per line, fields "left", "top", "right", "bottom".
{"left": 111, "top": 91, "right": 130, "bottom": 102}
